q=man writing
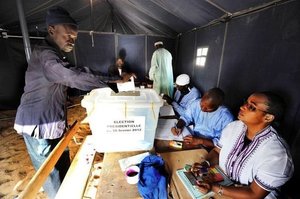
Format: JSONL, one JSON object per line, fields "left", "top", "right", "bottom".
{"left": 171, "top": 88, "right": 233, "bottom": 149}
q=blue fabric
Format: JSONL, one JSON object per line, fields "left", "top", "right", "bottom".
{"left": 171, "top": 87, "right": 201, "bottom": 116}
{"left": 23, "top": 134, "right": 70, "bottom": 199}
{"left": 138, "top": 155, "right": 168, "bottom": 199}
{"left": 180, "top": 99, "right": 234, "bottom": 145}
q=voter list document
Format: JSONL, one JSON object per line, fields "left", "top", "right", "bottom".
{"left": 155, "top": 118, "right": 192, "bottom": 141}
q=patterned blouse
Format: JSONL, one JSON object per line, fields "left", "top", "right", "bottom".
{"left": 217, "top": 120, "right": 294, "bottom": 198}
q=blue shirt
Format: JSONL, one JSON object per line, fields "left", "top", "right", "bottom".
{"left": 14, "top": 36, "right": 120, "bottom": 139}
{"left": 180, "top": 99, "right": 234, "bottom": 145}
{"left": 171, "top": 87, "right": 201, "bottom": 116}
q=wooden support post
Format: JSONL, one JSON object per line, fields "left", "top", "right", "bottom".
{"left": 18, "top": 121, "right": 80, "bottom": 199}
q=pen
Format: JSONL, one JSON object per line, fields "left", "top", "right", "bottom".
{"left": 174, "top": 123, "right": 183, "bottom": 138}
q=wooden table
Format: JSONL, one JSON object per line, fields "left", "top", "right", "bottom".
{"left": 160, "top": 149, "right": 230, "bottom": 199}
{"left": 95, "top": 151, "right": 147, "bottom": 199}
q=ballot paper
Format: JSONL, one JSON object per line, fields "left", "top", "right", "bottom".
{"left": 117, "top": 76, "right": 135, "bottom": 92}
{"left": 155, "top": 118, "right": 192, "bottom": 141}
{"left": 118, "top": 152, "right": 150, "bottom": 171}
{"left": 159, "top": 104, "right": 175, "bottom": 117}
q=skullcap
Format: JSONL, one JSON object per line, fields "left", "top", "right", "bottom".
{"left": 176, "top": 74, "right": 190, "bottom": 86}
{"left": 154, "top": 41, "right": 163, "bottom": 46}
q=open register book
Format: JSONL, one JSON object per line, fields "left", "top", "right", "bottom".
{"left": 176, "top": 165, "right": 233, "bottom": 199}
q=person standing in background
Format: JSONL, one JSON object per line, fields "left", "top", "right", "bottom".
{"left": 149, "top": 41, "right": 174, "bottom": 97}
{"left": 14, "top": 6, "right": 133, "bottom": 199}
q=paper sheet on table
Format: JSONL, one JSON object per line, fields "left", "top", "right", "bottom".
{"left": 118, "top": 152, "right": 150, "bottom": 171}
{"left": 117, "top": 76, "right": 135, "bottom": 92}
{"left": 155, "top": 119, "right": 192, "bottom": 141}
{"left": 159, "top": 104, "right": 175, "bottom": 116}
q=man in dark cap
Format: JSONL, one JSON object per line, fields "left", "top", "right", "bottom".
{"left": 14, "top": 6, "right": 133, "bottom": 198}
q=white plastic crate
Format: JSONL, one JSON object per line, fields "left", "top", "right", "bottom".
{"left": 81, "top": 88, "right": 163, "bottom": 152}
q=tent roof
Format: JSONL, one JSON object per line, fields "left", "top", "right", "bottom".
{"left": 0, "top": 0, "right": 280, "bottom": 37}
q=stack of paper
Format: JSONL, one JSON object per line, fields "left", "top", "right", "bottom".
{"left": 118, "top": 152, "right": 150, "bottom": 171}
{"left": 155, "top": 118, "right": 192, "bottom": 141}
{"left": 159, "top": 104, "right": 175, "bottom": 117}
{"left": 117, "top": 76, "right": 135, "bottom": 92}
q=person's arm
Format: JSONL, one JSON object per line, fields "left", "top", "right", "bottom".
{"left": 171, "top": 119, "right": 186, "bottom": 136}
{"left": 41, "top": 49, "right": 121, "bottom": 90}
{"left": 190, "top": 147, "right": 219, "bottom": 177}
{"left": 112, "top": 73, "right": 136, "bottom": 83}
{"left": 107, "top": 64, "right": 116, "bottom": 77}
{"left": 183, "top": 136, "right": 215, "bottom": 148}
{"left": 197, "top": 179, "right": 269, "bottom": 199}
{"left": 149, "top": 52, "right": 157, "bottom": 80}
{"left": 162, "top": 94, "right": 173, "bottom": 104}
{"left": 210, "top": 108, "right": 234, "bottom": 146}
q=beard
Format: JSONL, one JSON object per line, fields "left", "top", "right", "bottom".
{"left": 62, "top": 43, "right": 74, "bottom": 52}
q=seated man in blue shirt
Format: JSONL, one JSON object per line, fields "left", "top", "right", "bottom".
{"left": 171, "top": 87, "right": 233, "bottom": 149}
{"left": 162, "top": 74, "right": 201, "bottom": 116}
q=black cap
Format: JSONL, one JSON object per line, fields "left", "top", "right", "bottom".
{"left": 46, "top": 6, "right": 78, "bottom": 27}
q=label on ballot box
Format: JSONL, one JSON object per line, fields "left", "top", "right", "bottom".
{"left": 100, "top": 117, "right": 145, "bottom": 139}
{"left": 81, "top": 87, "right": 163, "bottom": 152}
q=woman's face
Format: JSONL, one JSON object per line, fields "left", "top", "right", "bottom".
{"left": 238, "top": 93, "right": 270, "bottom": 125}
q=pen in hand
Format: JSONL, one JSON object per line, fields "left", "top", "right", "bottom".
{"left": 172, "top": 123, "right": 183, "bottom": 137}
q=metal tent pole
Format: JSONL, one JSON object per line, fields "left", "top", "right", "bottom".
{"left": 16, "top": 0, "right": 32, "bottom": 62}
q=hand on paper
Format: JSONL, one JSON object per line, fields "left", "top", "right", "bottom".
{"left": 191, "top": 161, "right": 209, "bottom": 177}
{"left": 115, "top": 72, "right": 136, "bottom": 83}
{"left": 195, "top": 181, "right": 211, "bottom": 194}
{"left": 183, "top": 135, "right": 203, "bottom": 147}
{"left": 171, "top": 126, "right": 182, "bottom": 136}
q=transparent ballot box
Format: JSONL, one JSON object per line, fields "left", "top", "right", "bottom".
{"left": 81, "top": 88, "right": 163, "bottom": 152}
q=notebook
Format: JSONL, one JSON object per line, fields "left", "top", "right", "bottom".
{"left": 176, "top": 165, "right": 233, "bottom": 199}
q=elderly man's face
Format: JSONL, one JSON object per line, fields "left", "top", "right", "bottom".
{"left": 176, "top": 84, "right": 188, "bottom": 93}
{"left": 200, "top": 94, "right": 217, "bottom": 112}
{"left": 49, "top": 24, "right": 78, "bottom": 52}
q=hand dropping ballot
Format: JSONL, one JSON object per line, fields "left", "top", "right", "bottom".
{"left": 117, "top": 76, "right": 135, "bottom": 92}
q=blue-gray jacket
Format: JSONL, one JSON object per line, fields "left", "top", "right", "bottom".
{"left": 14, "top": 36, "right": 119, "bottom": 139}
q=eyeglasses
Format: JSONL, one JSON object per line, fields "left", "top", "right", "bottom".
{"left": 243, "top": 101, "right": 269, "bottom": 114}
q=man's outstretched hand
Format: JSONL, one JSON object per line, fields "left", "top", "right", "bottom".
{"left": 162, "top": 94, "right": 173, "bottom": 104}
{"left": 115, "top": 73, "right": 136, "bottom": 83}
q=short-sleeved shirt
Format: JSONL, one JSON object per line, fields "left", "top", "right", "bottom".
{"left": 180, "top": 99, "right": 233, "bottom": 145}
{"left": 217, "top": 120, "right": 294, "bottom": 198}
